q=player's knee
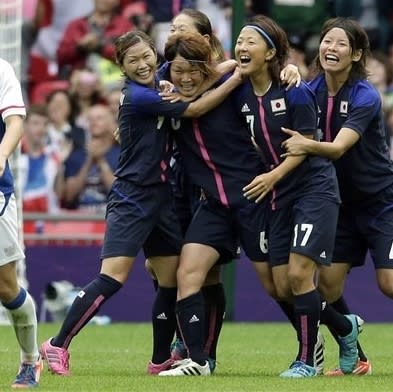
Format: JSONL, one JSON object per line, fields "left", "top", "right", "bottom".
{"left": 204, "top": 265, "right": 221, "bottom": 285}
{"left": 318, "top": 280, "right": 343, "bottom": 303}
{"left": 377, "top": 275, "right": 393, "bottom": 299}
{"left": 274, "top": 283, "right": 291, "bottom": 302}
{"left": 0, "top": 275, "right": 19, "bottom": 303}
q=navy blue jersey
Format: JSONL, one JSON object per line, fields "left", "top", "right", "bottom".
{"left": 236, "top": 80, "right": 339, "bottom": 209}
{"left": 173, "top": 81, "right": 265, "bottom": 208}
{"left": 115, "top": 78, "right": 189, "bottom": 185}
{"left": 309, "top": 75, "right": 393, "bottom": 204}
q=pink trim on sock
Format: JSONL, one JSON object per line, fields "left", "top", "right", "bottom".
{"left": 203, "top": 307, "right": 217, "bottom": 355}
{"left": 63, "top": 295, "right": 105, "bottom": 348}
{"left": 176, "top": 314, "right": 190, "bottom": 357}
{"left": 299, "top": 314, "right": 308, "bottom": 363}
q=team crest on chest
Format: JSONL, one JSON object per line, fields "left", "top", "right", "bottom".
{"left": 339, "top": 100, "right": 348, "bottom": 115}
{"left": 270, "top": 98, "right": 286, "bottom": 114}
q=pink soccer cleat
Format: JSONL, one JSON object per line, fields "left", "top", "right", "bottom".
{"left": 147, "top": 358, "right": 176, "bottom": 375}
{"left": 40, "top": 338, "right": 70, "bottom": 376}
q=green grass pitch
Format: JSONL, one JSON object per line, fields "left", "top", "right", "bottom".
{"left": 1, "top": 322, "right": 392, "bottom": 391}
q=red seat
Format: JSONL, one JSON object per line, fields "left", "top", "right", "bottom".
{"left": 24, "top": 220, "right": 105, "bottom": 246}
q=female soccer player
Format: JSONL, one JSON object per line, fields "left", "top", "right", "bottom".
{"left": 234, "top": 15, "right": 363, "bottom": 377}
{"left": 0, "top": 57, "right": 42, "bottom": 388}
{"left": 39, "top": 30, "right": 241, "bottom": 376}
{"left": 157, "top": 30, "right": 272, "bottom": 377}
{"left": 282, "top": 17, "right": 393, "bottom": 376}
{"left": 147, "top": 9, "right": 232, "bottom": 373}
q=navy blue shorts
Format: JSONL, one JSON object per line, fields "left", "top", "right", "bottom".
{"left": 101, "top": 179, "right": 182, "bottom": 259}
{"left": 184, "top": 197, "right": 269, "bottom": 263}
{"left": 234, "top": 200, "right": 269, "bottom": 262}
{"left": 269, "top": 197, "right": 339, "bottom": 266}
{"left": 333, "top": 186, "right": 393, "bottom": 269}
{"left": 184, "top": 198, "right": 238, "bottom": 263}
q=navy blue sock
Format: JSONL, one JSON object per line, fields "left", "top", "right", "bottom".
{"left": 277, "top": 300, "right": 296, "bottom": 328}
{"left": 176, "top": 291, "right": 207, "bottom": 365}
{"left": 294, "top": 290, "right": 320, "bottom": 366}
{"left": 151, "top": 287, "right": 177, "bottom": 364}
{"left": 320, "top": 296, "right": 352, "bottom": 337}
{"left": 202, "top": 283, "right": 226, "bottom": 360}
{"left": 52, "top": 274, "right": 122, "bottom": 348}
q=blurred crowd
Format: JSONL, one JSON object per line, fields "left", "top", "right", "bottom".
{"left": 19, "top": 0, "right": 393, "bottom": 215}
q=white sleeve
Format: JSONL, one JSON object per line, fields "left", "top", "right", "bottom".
{"left": 0, "top": 58, "right": 26, "bottom": 121}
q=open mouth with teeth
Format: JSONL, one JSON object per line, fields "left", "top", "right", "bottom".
{"left": 325, "top": 54, "right": 339, "bottom": 64}
{"left": 137, "top": 69, "right": 152, "bottom": 79}
{"left": 239, "top": 55, "right": 251, "bottom": 64}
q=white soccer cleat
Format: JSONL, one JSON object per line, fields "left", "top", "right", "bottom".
{"left": 314, "top": 331, "right": 325, "bottom": 375}
{"left": 158, "top": 358, "right": 211, "bottom": 376}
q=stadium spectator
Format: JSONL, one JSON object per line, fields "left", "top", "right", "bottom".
{"left": 0, "top": 57, "right": 41, "bottom": 388}
{"left": 121, "top": 0, "right": 153, "bottom": 35}
{"left": 69, "top": 68, "right": 108, "bottom": 130}
{"left": 30, "top": 0, "right": 94, "bottom": 70}
{"left": 366, "top": 51, "right": 393, "bottom": 111}
{"left": 20, "top": 104, "right": 61, "bottom": 214}
{"left": 286, "top": 34, "right": 311, "bottom": 81}
{"left": 56, "top": 0, "right": 133, "bottom": 81}
{"left": 58, "top": 104, "right": 119, "bottom": 213}
{"left": 46, "top": 89, "right": 87, "bottom": 154}
{"left": 25, "top": 0, "right": 94, "bottom": 100}
{"left": 282, "top": 17, "right": 393, "bottom": 376}
{"left": 105, "top": 86, "right": 122, "bottom": 121}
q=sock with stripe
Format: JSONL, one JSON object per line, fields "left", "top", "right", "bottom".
{"left": 293, "top": 289, "right": 320, "bottom": 366}
{"left": 202, "top": 283, "right": 226, "bottom": 360}
{"left": 52, "top": 274, "right": 122, "bottom": 348}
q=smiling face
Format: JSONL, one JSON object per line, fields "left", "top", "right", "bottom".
{"left": 235, "top": 27, "right": 274, "bottom": 77}
{"left": 120, "top": 41, "right": 157, "bottom": 87}
{"left": 169, "top": 55, "right": 204, "bottom": 97}
{"left": 319, "top": 27, "right": 362, "bottom": 76}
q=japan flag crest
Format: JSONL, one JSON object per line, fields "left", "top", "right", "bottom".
{"left": 340, "top": 100, "right": 348, "bottom": 114}
{"left": 270, "top": 98, "right": 286, "bottom": 113}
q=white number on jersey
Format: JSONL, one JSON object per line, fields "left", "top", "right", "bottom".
{"left": 293, "top": 223, "right": 313, "bottom": 247}
{"left": 156, "top": 116, "right": 165, "bottom": 130}
{"left": 259, "top": 231, "right": 268, "bottom": 253}
{"left": 246, "top": 115, "right": 255, "bottom": 138}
